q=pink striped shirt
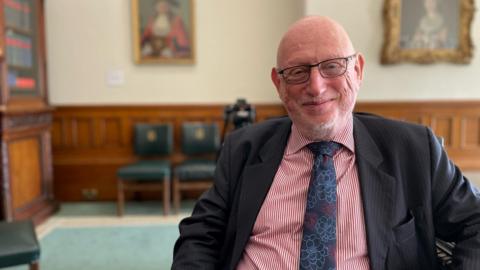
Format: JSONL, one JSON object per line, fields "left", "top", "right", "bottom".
{"left": 236, "top": 116, "right": 370, "bottom": 269}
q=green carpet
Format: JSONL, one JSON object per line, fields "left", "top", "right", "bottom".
{"left": 5, "top": 224, "right": 179, "bottom": 270}
{"left": 3, "top": 201, "right": 199, "bottom": 270}
{"left": 56, "top": 201, "right": 196, "bottom": 217}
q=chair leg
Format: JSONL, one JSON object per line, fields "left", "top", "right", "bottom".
{"left": 173, "top": 177, "right": 180, "bottom": 214}
{"left": 117, "top": 179, "right": 124, "bottom": 216}
{"left": 163, "top": 177, "right": 170, "bottom": 216}
{"left": 30, "top": 261, "right": 39, "bottom": 270}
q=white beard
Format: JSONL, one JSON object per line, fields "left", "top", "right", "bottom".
{"left": 303, "top": 119, "right": 336, "bottom": 141}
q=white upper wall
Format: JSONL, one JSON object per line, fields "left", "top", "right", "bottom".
{"left": 304, "top": 0, "right": 480, "bottom": 101}
{"left": 45, "top": 0, "right": 303, "bottom": 105}
{"left": 45, "top": 1, "right": 479, "bottom": 105}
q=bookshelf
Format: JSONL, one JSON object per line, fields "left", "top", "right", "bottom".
{"left": 0, "top": 0, "right": 58, "bottom": 224}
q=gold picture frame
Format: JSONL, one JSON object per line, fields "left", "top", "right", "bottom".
{"left": 131, "top": 0, "right": 195, "bottom": 64}
{"left": 381, "top": 0, "right": 474, "bottom": 64}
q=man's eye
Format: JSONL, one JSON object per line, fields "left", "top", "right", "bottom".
{"left": 323, "top": 62, "right": 342, "bottom": 70}
{"left": 288, "top": 67, "right": 308, "bottom": 75}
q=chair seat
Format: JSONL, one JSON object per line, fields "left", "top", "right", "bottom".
{"left": 0, "top": 220, "right": 40, "bottom": 268}
{"left": 117, "top": 160, "right": 171, "bottom": 180}
{"left": 175, "top": 160, "right": 216, "bottom": 180}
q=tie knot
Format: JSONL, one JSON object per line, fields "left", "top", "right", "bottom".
{"left": 307, "top": 141, "right": 341, "bottom": 158}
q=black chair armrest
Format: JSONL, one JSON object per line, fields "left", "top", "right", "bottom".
{"left": 436, "top": 238, "right": 455, "bottom": 269}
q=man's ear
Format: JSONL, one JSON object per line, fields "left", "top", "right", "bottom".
{"left": 354, "top": 53, "right": 365, "bottom": 82}
{"left": 271, "top": 67, "right": 282, "bottom": 91}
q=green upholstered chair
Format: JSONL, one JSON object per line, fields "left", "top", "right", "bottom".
{"left": 117, "top": 123, "right": 173, "bottom": 216}
{"left": 0, "top": 220, "right": 40, "bottom": 270}
{"left": 173, "top": 122, "right": 220, "bottom": 213}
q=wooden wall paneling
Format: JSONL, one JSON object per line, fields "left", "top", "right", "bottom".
{"left": 63, "top": 117, "right": 74, "bottom": 147}
{"left": 103, "top": 118, "right": 123, "bottom": 147}
{"left": 53, "top": 164, "right": 119, "bottom": 201}
{"left": 461, "top": 116, "right": 480, "bottom": 148}
{"left": 451, "top": 116, "right": 463, "bottom": 149}
{"left": 69, "top": 117, "right": 77, "bottom": 147}
{"left": 421, "top": 115, "right": 431, "bottom": 127}
{"left": 51, "top": 105, "right": 285, "bottom": 201}
{"left": 51, "top": 103, "right": 480, "bottom": 202}
{"left": 9, "top": 137, "right": 42, "bottom": 210}
{"left": 60, "top": 117, "right": 73, "bottom": 148}
{"left": 431, "top": 116, "right": 455, "bottom": 147}
{"left": 92, "top": 118, "right": 102, "bottom": 147}
{"left": 118, "top": 116, "right": 130, "bottom": 147}
{"left": 357, "top": 101, "right": 480, "bottom": 170}
{"left": 96, "top": 118, "right": 106, "bottom": 147}
{"left": 51, "top": 118, "right": 63, "bottom": 148}
{"left": 74, "top": 118, "right": 95, "bottom": 148}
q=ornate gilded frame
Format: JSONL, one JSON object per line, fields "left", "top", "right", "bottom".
{"left": 381, "top": 0, "right": 475, "bottom": 64}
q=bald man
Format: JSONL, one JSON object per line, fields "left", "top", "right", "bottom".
{"left": 172, "top": 16, "right": 480, "bottom": 270}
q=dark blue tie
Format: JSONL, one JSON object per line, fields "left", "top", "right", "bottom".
{"left": 300, "top": 141, "right": 340, "bottom": 270}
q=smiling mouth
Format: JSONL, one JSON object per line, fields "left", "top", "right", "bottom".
{"left": 302, "top": 98, "right": 336, "bottom": 106}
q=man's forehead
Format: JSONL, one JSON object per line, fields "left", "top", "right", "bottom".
{"left": 277, "top": 17, "right": 354, "bottom": 67}
{"left": 280, "top": 50, "right": 348, "bottom": 68}
{"left": 278, "top": 36, "right": 352, "bottom": 67}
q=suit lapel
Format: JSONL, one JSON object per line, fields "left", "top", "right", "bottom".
{"left": 230, "top": 116, "right": 397, "bottom": 269}
{"left": 230, "top": 119, "right": 291, "bottom": 268}
{"left": 354, "top": 117, "right": 396, "bottom": 270}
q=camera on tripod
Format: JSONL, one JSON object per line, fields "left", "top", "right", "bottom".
{"left": 223, "top": 98, "right": 255, "bottom": 130}
{"left": 217, "top": 99, "right": 256, "bottom": 159}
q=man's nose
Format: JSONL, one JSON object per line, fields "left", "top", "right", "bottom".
{"left": 306, "top": 67, "right": 328, "bottom": 96}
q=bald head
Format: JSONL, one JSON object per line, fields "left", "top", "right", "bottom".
{"left": 276, "top": 16, "right": 355, "bottom": 68}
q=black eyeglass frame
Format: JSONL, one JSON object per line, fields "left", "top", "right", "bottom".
{"left": 277, "top": 53, "right": 358, "bottom": 84}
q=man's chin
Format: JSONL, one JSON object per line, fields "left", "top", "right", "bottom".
{"left": 297, "top": 118, "right": 336, "bottom": 141}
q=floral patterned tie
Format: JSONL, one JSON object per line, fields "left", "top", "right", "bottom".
{"left": 300, "top": 141, "right": 340, "bottom": 270}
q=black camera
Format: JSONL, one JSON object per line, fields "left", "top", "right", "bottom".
{"left": 224, "top": 98, "right": 255, "bottom": 130}
{"left": 218, "top": 99, "right": 256, "bottom": 159}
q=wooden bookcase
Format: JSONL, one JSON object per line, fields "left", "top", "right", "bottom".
{"left": 0, "top": 0, "right": 57, "bottom": 223}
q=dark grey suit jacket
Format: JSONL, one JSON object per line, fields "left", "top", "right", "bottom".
{"left": 172, "top": 113, "right": 480, "bottom": 270}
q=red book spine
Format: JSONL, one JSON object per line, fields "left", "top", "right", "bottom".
{"left": 15, "top": 77, "right": 36, "bottom": 89}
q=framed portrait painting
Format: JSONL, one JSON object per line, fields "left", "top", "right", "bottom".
{"left": 132, "top": 0, "right": 195, "bottom": 64}
{"left": 381, "top": 0, "right": 474, "bottom": 64}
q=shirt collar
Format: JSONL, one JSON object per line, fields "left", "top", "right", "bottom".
{"left": 285, "top": 115, "right": 355, "bottom": 156}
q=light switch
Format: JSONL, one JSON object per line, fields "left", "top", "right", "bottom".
{"left": 106, "top": 69, "right": 125, "bottom": 87}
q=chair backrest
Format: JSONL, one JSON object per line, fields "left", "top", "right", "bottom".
{"left": 134, "top": 123, "right": 173, "bottom": 156}
{"left": 181, "top": 122, "right": 220, "bottom": 155}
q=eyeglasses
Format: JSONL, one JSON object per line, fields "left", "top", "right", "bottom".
{"left": 277, "top": 54, "right": 357, "bottom": 84}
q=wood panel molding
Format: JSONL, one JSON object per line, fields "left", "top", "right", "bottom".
{"left": 355, "top": 101, "right": 480, "bottom": 169}
{"left": 52, "top": 102, "right": 480, "bottom": 201}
